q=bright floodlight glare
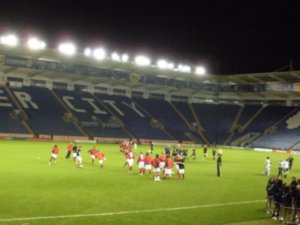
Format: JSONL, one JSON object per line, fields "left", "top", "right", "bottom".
{"left": 135, "top": 55, "right": 151, "bottom": 66}
{"left": 168, "top": 63, "right": 174, "bottom": 70}
{"left": 111, "top": 52, "right": 120, "bottom": 61}
{"left": 0, "top": 34, "right": 18, "bottom": 47}
{"left": 58, "top": 42, "right": 77, "bottom": 56}
{"left": 84, "top": 48, "right": 92, "bottom": 57}
{"left": 157, "top": 59, "right": 168, "bottom": 69}
{"left": 27, "top": 37, "right": 46, "bottom": 50}
{"left": 177, "top": 64, "right": 191, "bottom": 73}
{"left": 195, "top": 66, "right": 206, "bottom": 75}
{"left": 93, "top": 48, "right": 106, "bottom": 60}
{"left": 121, "top": 54, "right": 129, "bottom": 62}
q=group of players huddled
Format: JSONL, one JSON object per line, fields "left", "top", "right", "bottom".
{"left": 120, "top": 141, "right": 187, "bottom": 181}
{"left": 265, "top": 155, "right": 300, "bottom": 224}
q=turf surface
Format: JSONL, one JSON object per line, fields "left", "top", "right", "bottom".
{"left": 0, "top": 140, "right": 299, "bottom": 225}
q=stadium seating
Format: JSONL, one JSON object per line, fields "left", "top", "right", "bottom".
{"left": 193, "top": 103, "right": 240, "bottom": 144}
{"left": 1, "top": 83, "right": 300, "bottom": 149}
{"left": 251, "top": 108, "right": 300, "bottom": 149}
{"left": 0, "top": 87, "right": 29, "bottom": 134}
{"left": 95, "top": 94, "right": 172, "bottom": 140}
{"left": 133, "top": 98, "right": 198, "bottom": 141}
{"left": 14, "top": 86, "right": 82, "bottom": 136}
{"left": 54, "top": 89, "right": 130, "bottom": 138}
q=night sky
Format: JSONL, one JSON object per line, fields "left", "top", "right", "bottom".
{"left": 0, "top": 0, "right": 300, "bottom": 75}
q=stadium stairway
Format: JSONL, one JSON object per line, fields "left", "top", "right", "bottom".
{"left": 188, "top": 103, "right": 209, "bottom": 144}
{"left": 50, "top": 89, "right": 92, "bottom": 139}
{"left": 169, "top": 101, "right": 194, "bottom": 130}
{"left": 169, "top": 101, "right": 203, "bottom": 143}
{"left": 131, "top": 100, "right": 177, "bottom": 141}
{"left": 92, "top": 94, "right": 135, "bottom": 139}
{"left": 224, "top": 105, "right": 244, "bottom": 145}
{"left": 4, "top": 84, "right": 38, "bottom": 137}
{"left": 239, "top": 105, "right": 265, "bottom": 133}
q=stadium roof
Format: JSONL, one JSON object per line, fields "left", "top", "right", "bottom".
{"left": 1, "top": 45, "right": 300, "bottom": 102}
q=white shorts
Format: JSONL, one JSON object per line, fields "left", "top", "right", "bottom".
{"left": 138, "top": 162, "right": 145, "bottom": 169}
{"left": 51, "top": 153, "right": 58, "bottom": 158}
{"left": 128, "top": 159, "right": 134, "bottom": 167}
{"left": 91, "top": 155, "right": 96, "bottom": 160}
{"left": 99, "top": 159, "right": 104, "bottom": 165}
{"left": 145, "top": 164, "right": 152, "bottom": 170}
{"left": 73, "top": 153, "right": 77, "bottom": 158}
{"left": 165, "top": 168, "right": 172, "bottom": 175}
{"left": 159, "top": 162, "right": 166, "bottom": 168}
{"left": 153, "top": 167, "right": 160, "bottom": 173}
{"left": 179, "top": 169, "right": 185, "bottom": 174}
{"left": 76, "top": 156, "right": 82, "bottom": 162}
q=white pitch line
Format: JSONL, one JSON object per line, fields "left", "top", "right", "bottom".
{"left": 0, "top": 200, "right": 264, "bottom": 223}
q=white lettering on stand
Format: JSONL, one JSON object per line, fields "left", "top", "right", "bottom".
{"left": 14, "top": 91, "right": 38, "bottom": 109}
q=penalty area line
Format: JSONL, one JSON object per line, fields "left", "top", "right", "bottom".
{"left": 0, "top": 200, "right": 264, "bottom": 222}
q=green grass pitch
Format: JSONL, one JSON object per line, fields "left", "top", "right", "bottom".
{"left": 0, "top": 140, "right": 299, "bottom": 225}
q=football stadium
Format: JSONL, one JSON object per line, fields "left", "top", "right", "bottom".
{"left": 0, "top": 34, "right": 300, "bottom": 225}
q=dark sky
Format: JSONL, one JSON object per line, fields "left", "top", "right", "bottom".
{"left": 1, "top": 0, "right": 300, "bottom": 75}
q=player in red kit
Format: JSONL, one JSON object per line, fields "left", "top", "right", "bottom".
{"left": 164, "top": 155, "right": 173, "bottom": 179}
{"left": 152, "top": 154, "right": 161, "bottom": 182}
{"left": 65, "top": 142, "right": 73, "bottom": 159}
{"left": 96, "top": 151, "right": 105, "bottom": 168}
{"left": 49, "top": 144, "right": 59, "bottom": 164}
{"left": 137, "top": 152, "right": 145, "bottom": 175}
{"left": 144, "top": 152, "right": 152, "bottom": 176}
{"left": 87, "top": 146, "right": 98, "bottom": 165}
{"left": 126, "top": 151, "right": 135, "bottom": 172}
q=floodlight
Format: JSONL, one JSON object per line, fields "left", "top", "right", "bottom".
{"left": 195, "top": 66, "right": 206, "bottom": 75}
{"left": 0, "top": 34, "right": 18, "bottom": 47}
{"left": 157, "top": 59, "right": 168, "bottom": 69}
{"left": 58, "top": 42, "right": 77, "bottom": 56}
{"left": 121, "top": 54, "right": 129, "bottom": 63}
{"left": 84, "top": 48, "right": 92, "bottom": 57}
{"left": 135, "top": 55, "right": 151, "bottom": 66}
{"left": 93, "top": 48, "right": 106, "bottom": 60}
{"left": 177, "top": 64, "right": 191, "bottom": 73}
{"left": 27, "top": 37, "right": 46, "bottom": 50}
{"left": 111, "top": 52, "right": 120, "bottom": 61}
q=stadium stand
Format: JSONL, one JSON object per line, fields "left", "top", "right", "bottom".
{"left": 13, "top": 86, "right": 82, "bottom": 136}
{"left": 193, "top": 103, "right": 240, "bottom": 144}
{"left": 95, "top": 94, "right": 172, "bottom": 140}
{"left": 250, "top": 108, "right": 300, "bottom": 149}
{"left": 133, "top": 98, "right": 199, "bottom": 141}
{"left": 0, "top": 87, "right": 29, "bottom": 134}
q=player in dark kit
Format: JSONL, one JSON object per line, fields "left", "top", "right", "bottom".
{"left": 217, "top": 154, "right": 222, "bottom": 177}
{"left": 203, "top": 144, "right": 208, "bottom": 160}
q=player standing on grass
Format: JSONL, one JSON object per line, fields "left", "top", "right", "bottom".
{"left": 217, "top": 154, "right": 222, "bottom": 177}
{"left": 152, "top": 154, "right": 161, "bottom": 182}
{"left": 72, "top": 144, "right": 78, "bottom": 161}
{"left": 164, "top": 155, "right": 173, "bottom": 179}
{"left": 137, "top": 152, "right": 145, "bottom": 175}
{"left": 127, "top": 151, "right": 135, "bottom": 172}
{"left": 96, "top": 150, "right": 105, "bottom": 168}
{"left": 65, "top": 142, "right": 73, "bottom": 159}
{"left": 75, "top": 146, "right": 83, "bottom": 168}
{"left": 264, "top": 156, "right": 271, "bottom": 176}
{"left": 144, "top": 152, "right": 152, "bottom": 176}
{"left": 203, "top": 144, "right": 208, "bottom": 160}
{"left": 87, "top": 146, "right": 98, "bottom": 165}
{"left": 191, "top": 146, "right": 196, "bottom": 160}
{"left": 159, "top": 152, "right": 166, "bottom": 169}
{"left": 49, "top": 144, "right": 59, "bottom": 164}
{"left": 178, "top": 155, "right": 185, "bottom": 180}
